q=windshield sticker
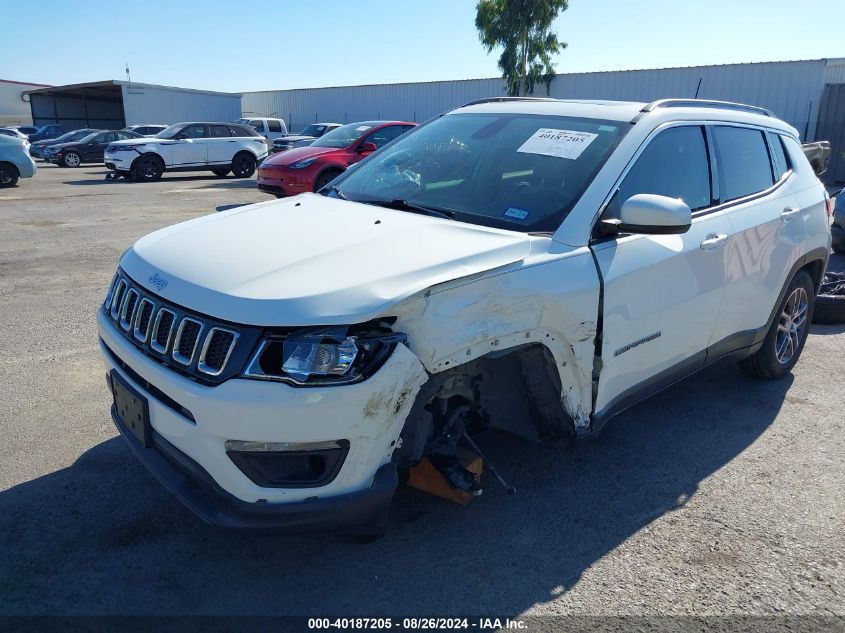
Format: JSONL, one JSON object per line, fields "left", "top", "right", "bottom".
{"left": 355, "top": 125, "right": 371, "bottom": 132}
{"left": 516, "top": 128, "right": 598, "bottom": 160}
{"left": 504, "top": 207, "right": 530, "bottom": 220}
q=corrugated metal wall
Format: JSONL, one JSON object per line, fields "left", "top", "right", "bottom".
{"left": 816, "top": 83, "right": 845, "bottom": 183}
{"left": 122, "top": 83, "right": 242, "bottom": 125}
{"left": 244, "top": 59, "right": 837, "bottom": 139}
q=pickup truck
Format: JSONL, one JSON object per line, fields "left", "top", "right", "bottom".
{"left": 802, "top": 140, "right": 831, "bottom": 176}
{"left": 99, "top": 97, "right": 831, "bottom": 536}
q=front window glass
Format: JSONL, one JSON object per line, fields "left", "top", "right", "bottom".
{"left": 614, "top": 126, "right": 712, "bottom": 213}
{"left": 311, "top": 122, "right": 377, "bottom": 149}
{"left": 334, "top": 113, "right": 628, "bottom": 232}
{"left": 180, "top": 124, "right": 207, "bottom": 139}
{"left": 268, "top": 120, "right": 282, "bottom": 132}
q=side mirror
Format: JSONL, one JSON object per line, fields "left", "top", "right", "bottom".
{"left": 604, "top": 193, "right": 691, "bottom": 235}
{"left": 175, "top": 133, "right": 190, "bottom": 140}
{"left": 358, "top": 141, "right": 377, "bottom": 154}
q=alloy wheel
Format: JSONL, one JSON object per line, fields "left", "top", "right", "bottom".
{"left": 775, "top": 286, "right": 808, "bottom": 365}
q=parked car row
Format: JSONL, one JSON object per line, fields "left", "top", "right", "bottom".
{"left": 258, "top": 120, "right": 416, "bottom": 196}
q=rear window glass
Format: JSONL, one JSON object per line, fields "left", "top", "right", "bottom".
{"left": 210, "top": 125, "right": 231, "bottom": 138}
{"left": 268, "top": 120, "right": 282, "bottom": 132}
{"left": 713, "top": 126, "right": 774, "bottom": 202}
{"left": 768, "top": 131, "right": 790, "bottom": 180}
{"left": 615, "top": 126, "right": 712, "bottom": 213}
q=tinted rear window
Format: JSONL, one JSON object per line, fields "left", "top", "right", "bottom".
{"left": 768, "top": 131, "right": 790, "bottom": 180}
{"left": 714, "top": 126, "right": 774, "bottom": 202}
{"left": 268, "top": 120, "right": 282, "bottom": 132}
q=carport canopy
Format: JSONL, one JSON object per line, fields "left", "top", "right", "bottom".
{"left": 25, "top": 81, "right": 125, "bottom": 131}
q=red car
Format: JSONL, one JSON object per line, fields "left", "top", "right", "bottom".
{"left": 257, "top": 120, "right": 416, "bottom": 197}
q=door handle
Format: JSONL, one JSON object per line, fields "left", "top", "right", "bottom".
{"left": 700, "top": 233, "right": 728, "bottom": 251}
{"left": 781, "top": 207, "right": 801, "bottom": 222}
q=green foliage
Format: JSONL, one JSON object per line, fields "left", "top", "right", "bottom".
{"left": 475, "top": 0, "right": 568, "bottom": 97}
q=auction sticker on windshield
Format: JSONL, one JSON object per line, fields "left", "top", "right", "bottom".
{"left": 517, "top": 128, "right": 598, "bottom": 160}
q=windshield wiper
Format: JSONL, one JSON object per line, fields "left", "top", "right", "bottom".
{"left": 323, "top": 184, "right": 348, "bottom": 200}
{"left": 360, "top": 198, "right": 455, "bottom": 220}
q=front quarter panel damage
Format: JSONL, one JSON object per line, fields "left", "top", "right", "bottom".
{"left": 389, "top": 246, "right": 601, "bottom": 443}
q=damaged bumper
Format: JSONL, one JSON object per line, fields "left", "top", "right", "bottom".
{"left": 98, "top": 309, "right": 428, "bottom": 532}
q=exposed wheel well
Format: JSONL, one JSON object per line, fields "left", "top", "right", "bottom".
{"left": 802, "top": 256, "right": 826, "bottom": 292}
{"left": 392, "top": 343, "right": 574, "bottom": 469}
{"left": 131, "top": 153, "right": 164, "bottom": 169}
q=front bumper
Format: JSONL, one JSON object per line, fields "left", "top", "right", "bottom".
{"left": 97, "top": 309, "right": 427, "bottom": 531}
{"left": 111, "top": 402, "right": 398, "bottom": 533}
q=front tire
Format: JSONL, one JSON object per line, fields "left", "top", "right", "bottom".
{"left": 0, "top": 163, "right": 19, "bottom": 187}
{"left": 231, "top": 153, "right": 256, "bottom": 178}
{"left": 62, "top": 151, "right": 81, "bottom": 168}
{"left": 133, "top": 155, "right": 164, "bottom": 182}
{"left": 314, "top": 169, "right": 342, "bottom": 192}
{"left": 739, "top": 269, "right": 814, "bottom": 379}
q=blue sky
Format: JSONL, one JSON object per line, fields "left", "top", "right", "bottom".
{"left": 3, "top": 0, "right": 843, "bottom": 92}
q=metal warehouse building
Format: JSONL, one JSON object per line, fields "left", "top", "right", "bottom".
{"left": 244, "top": 58, "right": 845, "bottom": 179}
{"left": 0, "top": 79, "right": 50, "bottom": 127}
{"left": 24, "top": 80, "right": 242, "bottom": 130}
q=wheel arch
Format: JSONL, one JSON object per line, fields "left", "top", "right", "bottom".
{"left": 0, "top": 161, "right": 20, "bottom": 176}
{"left": 313, "top": 164, "right": 346, "bottom": 191}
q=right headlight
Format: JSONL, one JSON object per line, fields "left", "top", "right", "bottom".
{"left": 243, "top": 325, "right": 405, "bottom": 386}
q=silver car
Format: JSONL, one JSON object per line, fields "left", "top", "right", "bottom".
{"left": 0, "top": 135, "right": 37, "bottom": 187}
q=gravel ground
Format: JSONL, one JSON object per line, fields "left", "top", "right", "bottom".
{"left": 0, "top": 163, "right": 843, "bottom": 620}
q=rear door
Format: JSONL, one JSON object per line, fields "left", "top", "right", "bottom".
{"left": 592, "top": 124, "right": 732, "bottom": 417}
{"left": 707, "top": 126, "right": 804, "bottom": 351}
{"left": 207, "top": 124, "right": 236, "bottom": 164}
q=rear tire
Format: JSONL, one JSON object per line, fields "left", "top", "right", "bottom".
{"left": 0, "top": 162, "right": 19, "bottom": 187}
{"left": 62, "top": 151, "right": 81, "bottom": 168}
{"left": 231, "top": 153, "right": 256, "bottom": 178}
{"left": 212, "top": 168, "right": 230, "bottom": 177}
{"left": 133, "top": 155, "right": 164, "bottom": 182}
{"left": 739, "top": 269, "right": 814, "bottom": 379}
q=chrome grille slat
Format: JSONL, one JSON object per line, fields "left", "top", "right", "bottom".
{"left": 119, "top": 289, "right": 140, "bottom": 331}
{"left": 198, "top": 327, "right": 239, "bottom": 376}
{"left": 109, "top": 279, "right": 127, "bottom": 320}
{"left": 172, "top": 317, "right": 204, "bottom": 366}
{"left": 150, "top": 308, "right": 177, "bottom": 354}
{"left": 105, "top": 272, "right": 242, "bottom": 378}
{"left": 133, "top": 298, "right": 156, "bottom": 343}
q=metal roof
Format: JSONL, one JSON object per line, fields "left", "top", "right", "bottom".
{"left": 24, "top": 80, "right": 240, "bottom": 97}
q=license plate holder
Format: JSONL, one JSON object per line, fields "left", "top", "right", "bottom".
{"left": 110, "top": 370, "right": 151, "bottom": 448}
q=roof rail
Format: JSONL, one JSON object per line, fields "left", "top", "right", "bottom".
{"left": 462, "top": 96, "right": 559, "bottom": 107}
{"left": 641, "top": 98, "right": 774, "bottom": 117}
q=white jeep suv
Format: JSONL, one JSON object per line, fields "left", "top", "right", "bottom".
{"left": 99, "top": 98, "right": 830, "bottom": 536}
{"left": 104, "top": 122, "right": 269, "bottom": 181}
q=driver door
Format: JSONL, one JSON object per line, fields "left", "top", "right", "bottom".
{"left": 173, "top": 124, "right": 208, "bottom": 165}
{"left": 592, "top": 124, "right": 731, "bottom": 419}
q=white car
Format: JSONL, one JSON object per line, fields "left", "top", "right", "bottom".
{"left": 104, "top": 122, "right": 269, "bottom": 181}
{"left": 99, "top": 98, "right": 830, "bottom": 536}
{"left": 233, "top": 117, "right": 288, "bottom": 141}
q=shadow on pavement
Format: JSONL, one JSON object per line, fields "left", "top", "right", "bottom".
{"left": 0, "top": 359, "right": 790, "bottom": 616}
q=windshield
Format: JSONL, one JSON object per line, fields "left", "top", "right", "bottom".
{"left": 299, "top": 124, "right": 325, "bottom": 137}
{"left": 311, "top": 122, "right": 375, "bottom": 148}
{"left": 333, "top": 113, "right": 628, "bottom": 233}
{"left": 67, "top": 130, "right": 93, "bottom": 142}
{"left": 155, "top": 124, "right": 186, "bottom": 139}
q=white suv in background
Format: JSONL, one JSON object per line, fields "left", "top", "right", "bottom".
{"left": 104, "top": 122, "right": 269, "bottom": 181}
{"left": 233, "top": 117, "right": 288, "bottom": 141}
{"left": 99, "top": 98, "right": 829, "bottom": 536}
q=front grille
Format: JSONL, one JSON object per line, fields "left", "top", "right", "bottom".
{"left": 103, "top": 271, "right": 257, "bottom": 384}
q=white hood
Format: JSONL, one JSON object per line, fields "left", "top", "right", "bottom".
{"left": 121, "top": 194, "right": 531, "bottom": 326}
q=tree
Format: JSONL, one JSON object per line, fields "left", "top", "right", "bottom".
{"left": 475, "top": 0, "right": 568, "bottom": 97}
